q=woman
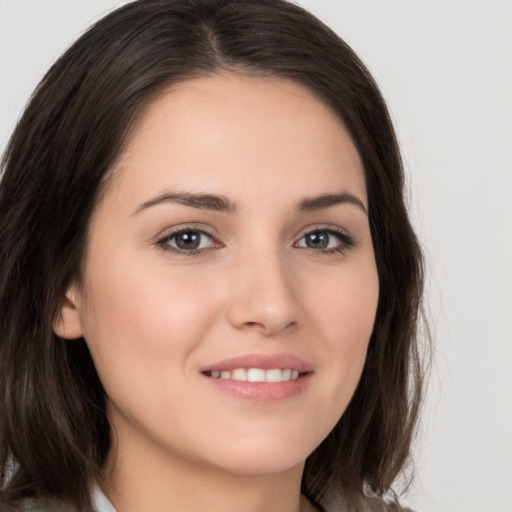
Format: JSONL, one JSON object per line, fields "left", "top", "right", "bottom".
{"left": 0, "top": 1, "right": 426, "bottom": 511}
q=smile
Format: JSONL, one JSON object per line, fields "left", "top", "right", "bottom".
{"left": 201, "top": 354, "right": 313, "bottom": 402}
{"left": 204, "top": 368, "right": 302, "bottom": 382}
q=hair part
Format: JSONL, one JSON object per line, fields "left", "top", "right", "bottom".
{"left": 0, "top": 1, "right": 428, "bottom": 510}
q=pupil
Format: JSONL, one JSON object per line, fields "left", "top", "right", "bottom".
{"left": 306, "top": 231, "right": 328, "bottom": 249}
{"left": 176, "top": 232, "right": 200, "bottom": 250}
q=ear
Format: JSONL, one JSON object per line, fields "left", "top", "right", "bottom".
{"left": 53, "top": 283, "right": 84, "bottom": 340}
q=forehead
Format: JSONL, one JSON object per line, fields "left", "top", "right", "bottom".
{"left": 105, "top": 73, "right": 366, "bottom": 212}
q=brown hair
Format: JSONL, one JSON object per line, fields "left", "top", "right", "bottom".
{"left": 0, "top": 0, "right": 427, "bottom": 510}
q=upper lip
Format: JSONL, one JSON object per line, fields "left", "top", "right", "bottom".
{"left": 201, "top": 353, "right": 313, "bottom": 373}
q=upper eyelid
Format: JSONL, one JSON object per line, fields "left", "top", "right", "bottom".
{"left": 155, "top": 224, "right": 217, "bottom": 241}
{"left": 295, "top": 224, "right": 352, "bottom": 239}
{"left": 295, "top": 227, "right": 355, "bottom": 243}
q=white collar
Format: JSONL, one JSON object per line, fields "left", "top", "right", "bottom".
{"left": 91, "top": 482, "right": 117, "bottom": 512}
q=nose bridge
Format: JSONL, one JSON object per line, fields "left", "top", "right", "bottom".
{"left": 227, "top": 239, "right": 300, "bottom": 335}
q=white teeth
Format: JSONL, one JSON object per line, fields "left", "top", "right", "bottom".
{"left": 247, "top": 368, "right": 266, "bottom": 382}
{"left": 265, "top": 369, "right": 283, "bottom": 382}
{"left": 231, "top": 368, "right": 247, "bottom": 381}
{"left": 209, "top": 368, "right": 302, "bottom": 383}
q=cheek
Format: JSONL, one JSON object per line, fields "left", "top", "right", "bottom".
{"left": 307, "top": 257, "right": 379, "bottom": 389}
{"left": 313, "top": 257, "right": 378, "bottom": 330}
{"left": 79, "top": 250, "right": 223, "bottom": 384}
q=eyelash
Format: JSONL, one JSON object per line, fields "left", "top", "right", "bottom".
{"left": 156, "top": 227, "right": 219, "bottom": 256}
{"left": 156, "top": 226, "right": 355, "bottom": 256}
{"left": 295, "top": 227, "right": 355, "bottom": 256}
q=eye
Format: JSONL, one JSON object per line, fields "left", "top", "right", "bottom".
{"left": 157, "top": 228, "right": 218, "bottom": 253}
{"left": 295, "top": 228, "right": 354, "bottom": 253}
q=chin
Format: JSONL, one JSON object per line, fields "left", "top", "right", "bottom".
{"left": 195, "top": 433, "right": 317, "bottom": 476}
{"left": 211, "top": 453, "right": 306, "bottom": 476}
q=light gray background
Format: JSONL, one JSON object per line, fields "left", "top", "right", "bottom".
{"left": 1, "top": 1, "right": 511, "bottom": 511}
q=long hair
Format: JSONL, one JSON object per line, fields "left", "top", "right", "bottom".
{"left": 0, "top": 1, "right": 427, "bottom": 510}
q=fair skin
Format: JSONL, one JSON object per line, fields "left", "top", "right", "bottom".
{"left": 54, "top": 74, "right": 379, "bottom": 512}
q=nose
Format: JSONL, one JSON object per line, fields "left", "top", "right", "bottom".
{"left": 226, "top": 248, "right": 300, "bottom": 336}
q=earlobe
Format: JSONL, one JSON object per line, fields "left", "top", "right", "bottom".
{"left": 53, "top": 285, "right": 84, "bottom": 340}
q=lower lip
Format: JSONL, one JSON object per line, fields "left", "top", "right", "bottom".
{"left": 203, "top": 373, "right": 312, "bottom": 402}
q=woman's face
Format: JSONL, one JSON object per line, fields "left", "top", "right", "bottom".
{"left": 58, "top": 74, "right": 379, "bottom": 476}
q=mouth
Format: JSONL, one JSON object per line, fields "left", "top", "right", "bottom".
{"left": 200, "top": 353, "right": 313, "bottom": 401}
{"left": 203, "top": 368, "right": 306, "bottom": 382}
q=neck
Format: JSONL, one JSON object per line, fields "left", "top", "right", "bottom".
{"left": 100, "top": 432, "right": 315, "bottom": 512}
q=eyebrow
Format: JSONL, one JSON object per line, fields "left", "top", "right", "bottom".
{"left": 296, "top": 193, "right": 368, "bottom": 215}
{"left": 133, "top": 190, "right": 367, "bottom": 216}
{"left": 133, "top": 191, "right": 238, "bottom": 215}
